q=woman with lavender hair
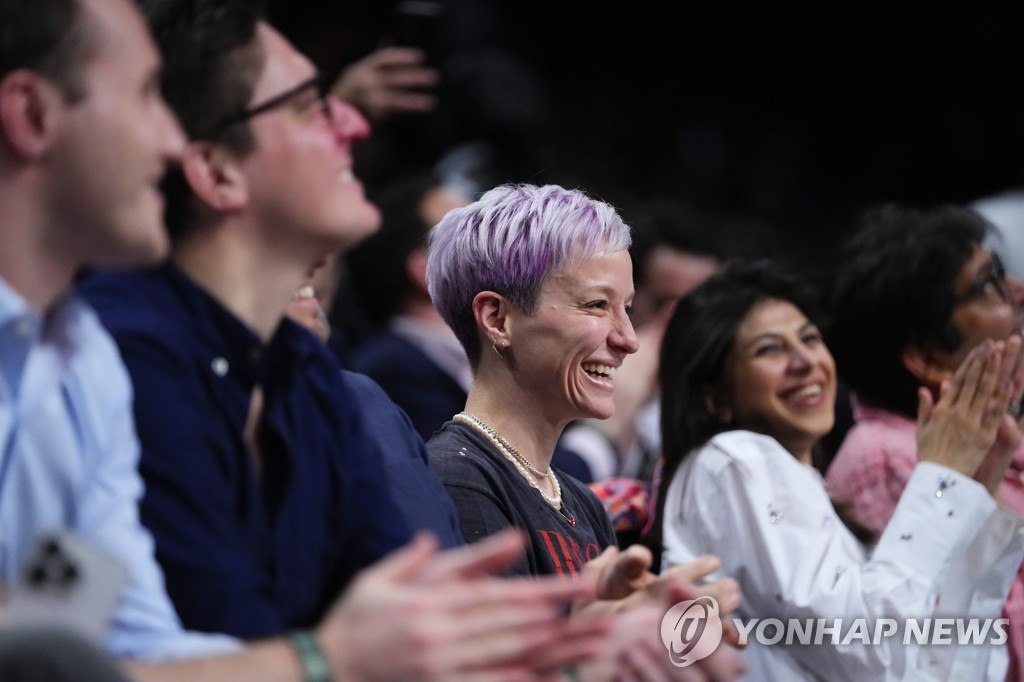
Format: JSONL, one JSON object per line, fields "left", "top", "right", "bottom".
{"left": 425, "top": 183, "right": 637, "bottom": 576}
{"left": 424, "top": 183, "right": 745, "bottom": 681}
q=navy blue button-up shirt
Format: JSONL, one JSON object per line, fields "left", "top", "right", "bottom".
{"left": 80, "top": 265, "right": 415, "bottom": 639}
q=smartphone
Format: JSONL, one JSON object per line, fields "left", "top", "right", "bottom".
{"left": 3, "top": 532, "right": 128, "bottom": 643}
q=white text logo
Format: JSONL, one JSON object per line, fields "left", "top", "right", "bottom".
{"left": 660, "top": 596, "right": 724, "bottom": 667}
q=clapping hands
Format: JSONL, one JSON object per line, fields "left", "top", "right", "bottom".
{"left": 917, "top": 335, "right": 1024, "bottom": 495}
{"left": 568, "top": 545, "right": 746, "bottom": 681}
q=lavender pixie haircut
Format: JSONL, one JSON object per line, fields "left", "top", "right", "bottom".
{"left": 426, "top": 183, "right": 631, "bottom": 368}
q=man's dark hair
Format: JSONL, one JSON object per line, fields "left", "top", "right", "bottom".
{"left": 826, "top": 203, "right": 990, "bottom": 417}
{"left": 626, "top": 198, "right": 723, "bottom": 286}
{"left": 0, "top": 0, "right": 97, "bottom": 100}
{"left": 346, "top": 172, "right": 439, "bottom": 329}
{"left": 138, "top": 0, "right": 265, "bottom": 241}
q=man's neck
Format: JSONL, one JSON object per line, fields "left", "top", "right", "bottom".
{"left": 402, "top": 295, "right": 450, "bottom": 329}
{"left": 172, "top": 226, "right": 314, "bottom": 342}
{"left": 0, "top": 188, "right": 77, "bottom": 312}
{"left": 0, "top": 255, "right": 73, "bottom": 312}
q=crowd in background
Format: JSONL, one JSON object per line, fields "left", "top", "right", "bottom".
{"left": 273, "top": 0, "right": 1024, "bottom": 278}
{"left": 5, "top": 0, "right": 1024, "bottom": 680}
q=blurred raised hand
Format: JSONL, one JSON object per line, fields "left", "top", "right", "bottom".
{"left": 331, "top": 46, "right": 438, "bottom": 121}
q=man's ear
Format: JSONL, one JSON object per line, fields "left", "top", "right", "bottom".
{"left": 0, "top": 71, "right": 61, "bottom": 160}
{"left": 471, "top": 290, "right": 510, "bottom": 348}
{"left": 405, "top": 248, "right": 430, "bottom": 296}
{"left": 180, "top": 142, "right": 248, "bottom": 211}
{"left": 902, "top": 344, "right": 955, "bottom": 390}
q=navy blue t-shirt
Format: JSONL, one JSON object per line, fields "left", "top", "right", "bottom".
{"left": 428, "top": 421, "right": 616, "bottom": 579}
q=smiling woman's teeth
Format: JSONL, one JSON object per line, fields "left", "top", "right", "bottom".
{"left": 583, "top": 363, "right": 616, "bottom": 380}
{"left": 789, "top": 384, "right": 822, "bottom": 400}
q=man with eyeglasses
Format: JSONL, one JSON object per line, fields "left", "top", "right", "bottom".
{"left": 76, "top": 0, "right": 415, "bottom": 640}
{"left": 824, "top": 202, "right": 1024, "bottom": 679}
{"left": 63, "top": 0, "right": 613, "bottom": 679}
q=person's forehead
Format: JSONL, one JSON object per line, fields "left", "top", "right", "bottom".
{"left": 73, "top": 0, "right": 161, "bottom": 87}
{"left": 645, "top": 246, "right": 717, "bottom": 283}
{"left": 247, "top": 21, "right": 317, "bottom": 101}
{"left": 736, "top": 299, "right": 808, "bottom": 339}
{"left": 548, "top": 250, "right": 634, "bottom": 293}
{"left": 954, "top": 244, "right": 991, "bottom": 283}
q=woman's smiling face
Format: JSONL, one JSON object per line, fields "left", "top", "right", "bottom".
{"left": 716, "top": 298, "right": 836, "bottom": 460}
{"left": 506, "top": 249, "right": 639, "bottom": 425}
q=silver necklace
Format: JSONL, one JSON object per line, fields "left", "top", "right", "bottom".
{"left": 454, "top": 412, "right": 563, "bottom": 508}
{"left": 454, "top": 412, "right": 554, "bottom": 477}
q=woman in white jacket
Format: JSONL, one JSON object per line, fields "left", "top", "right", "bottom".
{"left": 655, "top": 260, "right": 1024, "bottom": 680}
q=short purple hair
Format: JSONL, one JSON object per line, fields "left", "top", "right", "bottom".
{"left": 426, "top": 183, "right": 631, "bottom": 368}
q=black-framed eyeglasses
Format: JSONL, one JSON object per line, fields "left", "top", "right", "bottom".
{"left": 199, "top": 74, "right": 328, "bottom": 140}
{"left": 953, "top": 253, "right": 1011, "bottom": 305}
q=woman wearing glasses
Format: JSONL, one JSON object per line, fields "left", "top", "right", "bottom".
{"left": 824, "top": 203, "right": 1024, "bottom": 678}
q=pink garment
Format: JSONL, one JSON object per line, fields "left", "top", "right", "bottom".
{"left": 826, "top": 397, "right": 1024, "bottom": 681}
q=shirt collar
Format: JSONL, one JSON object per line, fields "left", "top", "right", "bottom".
{"left": 390, "top": 315, "right": 473, "bottom": 392}
{"left": 850, "top": 393, "right": 916, "bottom": 427}
{"left": 161, "top": 263, "right": 317, "bottom": 388}
{"left": 161, "top": 263, "right": 268, "bottom": 386}
{"left": 0, "top": 276, "right": 89, "bottom": 399}
{"left": 0, "top": 276, "right": 39, "bottom": 328}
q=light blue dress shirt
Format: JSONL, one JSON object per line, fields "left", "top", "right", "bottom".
{"left": 0, "top": 276, "right": 238, "bottom": 660}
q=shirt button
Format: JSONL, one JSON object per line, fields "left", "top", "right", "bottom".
{"left": 211, "top": 357, "right": 229, "bottom": 376}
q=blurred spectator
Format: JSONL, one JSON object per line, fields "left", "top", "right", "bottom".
{"left": 347, "top": 173, "right": 473, "bottom": 440}
{"left": 972, "top": 187, "right": 1024, "bottom": 279}
{"left": 824, "top": 202, "right": 1024, "bottom": 679}
{"left": 563, "top": 198, "right": 723, "bottom": 483}
{"left": 358, "top": 45, "right": 556, "bottom": 193}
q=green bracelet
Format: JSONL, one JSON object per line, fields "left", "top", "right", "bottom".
{"left": 564, "top": 664, "right": 582, "bottom": 682}
{"left": 289, "top": 630, "right": 332, "bottom": 682}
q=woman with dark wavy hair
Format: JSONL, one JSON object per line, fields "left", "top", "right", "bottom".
{"left": 656, "top": 259, "right": 1024, "bottom": 681}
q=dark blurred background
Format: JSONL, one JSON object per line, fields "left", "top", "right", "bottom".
{"left": 270, "top": 0, "right": 1024, "bottom": 277}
